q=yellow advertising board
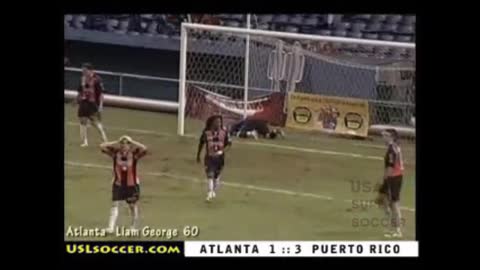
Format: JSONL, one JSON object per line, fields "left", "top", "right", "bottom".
{"left": 286, "top": 92, "right": 370, "bottom": 137}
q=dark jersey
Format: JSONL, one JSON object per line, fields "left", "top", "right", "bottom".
{"left": 200, "top": 127, "right": 231, "bottom": 157}
{"left": 385, "top": 143, "right": 404, "bottom": 177}
{"left": 102, "top": 147, "right": 147, "bottom": 187}
{"left": 78, "top": 73, "right": 104, "bottom": 106}
{"left": 230, "top": 119, "right": 271, "bottom": 137}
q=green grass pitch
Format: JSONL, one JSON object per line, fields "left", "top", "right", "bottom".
{"left": 64, "top": 104, "right": 416, "bottom": 241}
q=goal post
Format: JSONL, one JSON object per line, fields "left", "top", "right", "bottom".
{"left": 177, "top": 22, "right": 415, "bottom": 139}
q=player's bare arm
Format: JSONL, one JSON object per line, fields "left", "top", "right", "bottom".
{"left": 100, "top": 139, "right": 121, "bottom": 151}
{"left": 130, "top": 139, "right": 147, "bottom": 151}
{"left": 130, "top": 138, "right": 148, "bottom": 158}
{"left": 196, "top": 134, "right": 205, "bottom": 163}
{"left": 223, "top": 131, "right": 232, "bottom": 153}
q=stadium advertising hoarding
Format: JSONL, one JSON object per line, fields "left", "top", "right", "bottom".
{"left": 286, "top": 92, "right": 370, "bottom": 137}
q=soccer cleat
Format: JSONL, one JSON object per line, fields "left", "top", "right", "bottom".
{"left": 392, "top": 229, "right": 403, "bottom": 238}
{"left": 81, "top": 142, "right": 88, "bottom": 147}
{"left": 383, "top": 229, "right": 394, "bottom": 238}
{"left": 105, "top": 228, "right": 115, "bottom": 234}
{"left": 206, "top": 191, "right": 216, "bottom": 202}
{"left": 212, "top": 191, "right": 216, "bottom": 198}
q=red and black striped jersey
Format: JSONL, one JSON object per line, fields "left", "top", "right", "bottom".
{"left": 200, "top": 127, "right": 231, "bottom": 157}
{"left": 102, "top": 147, "right": 147, "bottom": 187}
{"left": 385, "top": 142, "right": 404, "bottom": 176}
{"left": 77, "top": 73, "right": 104, "bottom": 105}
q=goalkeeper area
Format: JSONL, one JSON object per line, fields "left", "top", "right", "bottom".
{"left": 64, "top": 104, "right": 415, "bottom": 241}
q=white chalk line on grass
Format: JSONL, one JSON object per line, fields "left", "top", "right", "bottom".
{"left": 65, "top": 161, "right": 333, "bottom": 201}
{"left": 65, "top": 160, "right": 415, "bottom": 213}
{"left": 353, "top": 143, "right": 386, "bottom": 149}
{"left": 66, "top": 121, "right": 383, "bottom": 161}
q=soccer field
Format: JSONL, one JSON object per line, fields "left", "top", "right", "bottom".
{"left": 64, "top": 104, "right": 416, "bottom": 241}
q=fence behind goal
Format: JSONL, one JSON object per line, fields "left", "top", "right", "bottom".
{"left": 177, "top": 23, "right": 415, "bottom": 140}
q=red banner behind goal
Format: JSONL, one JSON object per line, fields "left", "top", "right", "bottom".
{"left": 185, "top": 85, "right": 287, "bottom": 127}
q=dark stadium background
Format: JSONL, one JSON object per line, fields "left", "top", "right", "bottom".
{"left": 65, "top": 41, "right": 181, "bottom": 101}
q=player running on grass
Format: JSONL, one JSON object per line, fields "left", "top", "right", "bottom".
{"left": 375, "top": 129, "right": 404, "bottom": 238}
{"left": 76, "top": 63, "right": 108, "bottom": 147}
{"left": 101, "top": 135, "right": 147, "bottom": 233}
{"left": 196, "top": 115, "right": 232, "bottom": 202}
{"left": 229, "top": 118, "right": 284, "bottom": 140}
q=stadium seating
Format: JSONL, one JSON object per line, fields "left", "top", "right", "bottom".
{"left": 351, "top": 22, "right": 367, "bottom": 32}
{"left": 363, "top": 23, "right": 382, "bottom": 33}
{"left": 272, "top": 14, "right": 290, "bottom": 25}
{"left": 66, "top": 14, "right": 414, "bottom": 40}
{"left": 347, "top": 31, "right": 363, "bottom": 39}
{"left": 303, "top": 17, "right": 319, "bottom": 27}
{"left": 334, "top": 22, "right": 351, "bottom": 31}
{"left": 379, "top": 34, "right": 395, "bottom": 41}
{"left": 256, "top": 14, "right": 274, "bottom": 24}
{"left": 363, "top": 33, "right": 379, "bottom": 40}
{"left": 285, "top": 25, "right": 299, "bottom": 33}
{"left": 386, "top": 15, "right": 403, "bottom": 24}
{"left": 313, "top": 29, "right": 332, "bottom": 36}
{"left": 65, "top": 14, "right": 415, "bottom": 60}
{"left": 333, "top": 29, "right": 347, "bottom": 37}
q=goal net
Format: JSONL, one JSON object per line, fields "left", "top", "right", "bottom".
{"left": 178, "top": 23, "right": 415, "bottom": 140}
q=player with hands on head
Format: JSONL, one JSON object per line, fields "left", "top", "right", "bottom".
{"left": 100, "top": 135, "right": 148, "bottom": 234}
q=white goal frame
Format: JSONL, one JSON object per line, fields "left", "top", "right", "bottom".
{"left": 177, "top": 22, "right": 415, "bottom": 136}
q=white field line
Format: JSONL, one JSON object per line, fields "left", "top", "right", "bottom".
{"left": 353, "top": 143, "right": 387, "bottom": 149}
{"left": 353, "top": 143, "right": 416, "bottom": 154}
{"left": 66, "top": 121, "right": 383, "bottom": 161}
{"left": 65, "top": 161, "right": 334, "bottom": 201}
{"left": 64, "top": 160, "right": 415, "bottom": 213}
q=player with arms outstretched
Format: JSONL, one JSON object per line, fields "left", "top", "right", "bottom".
{"left": 196, "top": 115, "right": 232, "bottom": 202}
{"left": 76, "top": 63, "right": 108, "bottom": 147}
{"left": 100, "top": 135, "right": 147, "bottom": 233}
{"left": 229, "top": 118, "right": 284, "bottom": 140}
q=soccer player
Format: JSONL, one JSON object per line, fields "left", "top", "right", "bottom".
{"left": 375, "top": 129, "right": 404, "bottom": 238}
{"left": 196, "top": 115, "right": 232, "bottom": 202}
{"left": 229, "top": 118, "right": 284, "bottom": 140}
{"left": 76, "top": 63, "right": 108, "bottom": 147}
{"left": 100, "top": 135, "right": 147, "bottom": 233}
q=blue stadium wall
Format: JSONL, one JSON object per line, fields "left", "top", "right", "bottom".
{"left": 65, "top": 40, "right": 182, "bottom": 101}
{"left": 64, "top": 31, "right": 414, "bottom": 126}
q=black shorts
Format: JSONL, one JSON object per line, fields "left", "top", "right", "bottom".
{"left": 112, "top": 183, "right": 140, "bottom": 203}
{"left": 204, "top": 155, "right": 224, "bottom": 179}
{"left": 379, "top": 175, "right": 403, "bottom": 202}
{"left": 78, "top": 100, "right": 99, "bottom": 118}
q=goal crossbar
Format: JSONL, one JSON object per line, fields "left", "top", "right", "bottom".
{"left": 181, "top": 23, "right": 415, "bottom": 49}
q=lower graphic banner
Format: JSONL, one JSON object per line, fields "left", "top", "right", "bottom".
{"left": 286, "top": 92, "right": 370, "bottom": 137}
{"left": 184, "top": 241, "right": 418, "bottom": 257}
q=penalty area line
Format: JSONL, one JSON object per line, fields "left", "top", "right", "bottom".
{"left": 64, "top": 160, "right": 415, "bottom": 212}
{"left": 65, "top": 160, "right": 334, "bottom": 201}
{"left": 66, "top": 121, "right": 382, "bottom": 161}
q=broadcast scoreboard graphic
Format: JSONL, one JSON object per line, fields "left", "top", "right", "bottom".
{"left": 64, "top": 13, "right": 417, "bottom": 259}
{"left": 65, "top": 241, "right": 418, "bottom": 257}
